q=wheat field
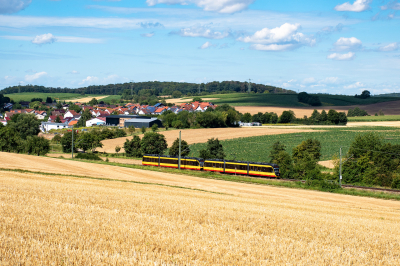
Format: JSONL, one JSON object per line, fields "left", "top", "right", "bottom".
{"left": 1, "top": 153, "right": 400, "bottom": 264}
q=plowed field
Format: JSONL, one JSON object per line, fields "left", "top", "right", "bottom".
{"left": 1, "top": 152, "right": 400, "bottom": 264}
{"left": 235, "top": 100, "right": 400, "bottom": 116}
{"left": 98, "top": 128, "right": 318, "bottom": 153}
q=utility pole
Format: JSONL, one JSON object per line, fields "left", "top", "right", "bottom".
{"left": 71, "top": 125, "right": 74, "bottom": 159}
{"left": 247, "top": 79, "right": 251, "bottom": 94}
{"left": 178, "top": 131, "right": 181, "bottom": 170}
{"left": 339, "top": 147, "right": 342, "bottom": 187}
{"left": 131, "top": 81, "right": 133, "bottom": 97}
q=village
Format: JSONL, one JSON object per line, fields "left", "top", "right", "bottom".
{"left": 0, "top": 100, "right": 217, "bottom": 132}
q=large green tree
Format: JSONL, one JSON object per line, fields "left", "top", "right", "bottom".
{"left": 199, "top": 138, "right": 225, "bottom": 160}
{"left": 141, "top": 132, "right": 168, "bottom": 155}
{"left": 291, "top": 139, "right": 322, "bottom": 180}
{"left": 169, "top": 138, "right": 190, "bottom": 157}
{"left": 26, "top": 136, "right": 50, "bottom": 156}
{"left": 0, "top": 127, "right": 22, "bottom": 152}
{"left": 76, "top": 132, "right": 103, "bottom": 153}
{"left": 77, "top": 108, "right": 92, "bottom": 127}
{"left": 60, "top": 131, "right": 77, "bottom": 153}
{"left": 7, "top": 113, "right": 41, "bottom": 139}
{"left": 124, "top": 136, "right": 142, "bottom": 157}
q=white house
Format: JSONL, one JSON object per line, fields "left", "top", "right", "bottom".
{"left": 64, "top": 110, "right": 81, "bottom": 119}
{"left": 40, "top": 122, "right": 70, "bottom": 132}
{"left": 86, "top": 117, "right": 106, "bottom": 127}
{"left": 35, "top": 111, "right": 47, "bottom": 120}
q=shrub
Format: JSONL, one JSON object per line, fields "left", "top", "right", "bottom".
{"left": 305, "top": 180, "right": 342, "bottom": 191}
{"left": 75, "top": 153, "right": 102, "bottom": 161}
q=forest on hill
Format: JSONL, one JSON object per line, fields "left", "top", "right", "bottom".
{"left": 1, "top": 81, "right": 293, "bottom": 97}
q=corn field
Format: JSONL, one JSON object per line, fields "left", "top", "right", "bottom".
{"left": 189, "top": 127, "right": 400, "bottom": 162}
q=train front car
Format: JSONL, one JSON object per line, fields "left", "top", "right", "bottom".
{"left": 248, "top": 162, "right": 280, "bottom": 178}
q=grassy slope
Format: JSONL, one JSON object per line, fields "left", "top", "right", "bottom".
{"left": 187, "top": 127, "right": 400, "bottom": 162}
{"left": 4, "top": 93, "right": 101, "bottom": 102}
{"left": 198, "top": 93, "right": 400, "bottom": 107}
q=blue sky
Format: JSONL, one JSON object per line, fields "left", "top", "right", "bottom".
{"left": 0, "top": 0, "right": 399, "bottom": 95}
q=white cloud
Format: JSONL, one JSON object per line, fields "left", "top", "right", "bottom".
{"left": 31, "top": 33, "right": 57, "bottom": 45}
{"left": 381, "top": 1, "right": 400, "bottom": 10}
{"left": 237, "top": 23, "right": 315, "bottom": 51}
{"left": 335, "top": 0, "right": 371, "bottom": 12}
{"left": 141, "top": 32, "right": 155, "bottom": 37}
{"left": 333, "top": 37, "right": 362, "bottom": 51}
{"left": 80, "top": 76, "right": 99, "bottom": 85}
{"left": 344, "top": 81, "right": 364, "bottom": 89}
{"left": 25, "top": 71, "right": 47, "bottom": 82}
{"left": 379, "top": 42, "right": 399, "bottom": 52}
{"left": 79, "top": 75, "right": 128, "bottom": 85}
{"left": 172, "top": 24, "right": 230, "bottom": 39}
{"left": 321, "top": 77, "right": 339, "bottom": 84}
{"left": 327, "top": 52, "right": 355, "bottom": 60}
{"left": 303, "top": 77, "right": 316, "bottom": 84}
{"left": 2, "top": 35, "right": 104, "bottom": 44}
{"left": 146, "top": 0, "right": 254, "bottom": 13}
{"left": 0, "top": 0, "right": 31, "bottom": 14}
{"left": 69, "top": 70, "right": 79, "bottom": 74}
{"left": 200, "top": 41, "right": 214, "bottom": 49}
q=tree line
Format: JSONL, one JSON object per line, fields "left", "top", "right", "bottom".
{"left": 0, "top": 114, "right": 50, "bottom": 156}
{"left": 1, "top": 81, "right": 294, "bottom": 98}
{"left": 242, "top": 109, "right": 348, "bottom": 125}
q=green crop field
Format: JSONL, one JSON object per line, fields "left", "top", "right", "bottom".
{"left": 101, "top": 95, "right": 122, "bottom": 103}
{"left": 187, "top": 127, "right": 400, "bottom": 163}
{"left": 348, "top": 115, "right": 400, "bottom": 122}
{"left": 197, "top": 93, "right": 400, "bottom": 107}
{"left": 4, "top": 93, "right": 96, "bottom": 102}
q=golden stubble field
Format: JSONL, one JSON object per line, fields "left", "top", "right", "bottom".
{"left": 98, "top": 127, "right": 318, "bottom": 153}
{"left": 1, "top": 153, "right": 400, "bottom": 264}
{"left": 235, "top": 100, "right": 400, "bottom": 116}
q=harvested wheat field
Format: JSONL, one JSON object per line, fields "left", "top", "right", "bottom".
{"left": 68, "top": 95, "right": 108, "bottom": 103}
{"left": 98, "top": 128, "right": 318, "bottom": 153}
{"left": 235, "top": 100, "right": 400, "bottom": 117}
{"left": 1, "top": 153, "right": 400, "bottom": 265}
{"left": 166, "top": 97, "right": 218, "bottom": 104}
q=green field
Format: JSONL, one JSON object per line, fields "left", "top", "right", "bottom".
{"left": 4, "top": 93, "right": 99, "bottom": 102}
{"left": 348, "top": 115, "right": 400, "bottom": 122}
{"left": 196, "top": 93, "right": 400, "bottom": 107}
{"left": 100, "top": 95, "right": 122, "bottom": 103}
{"left": 187, "top": 127, "right": 400, "bottom": 162}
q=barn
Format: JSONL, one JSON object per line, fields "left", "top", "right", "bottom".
{"left": 124, "top": 117, "right": 163, "bottom": 128}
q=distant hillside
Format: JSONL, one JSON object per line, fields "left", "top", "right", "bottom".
{"left": 0, "top": 81, "right": 294, "bottom": 96}
{"left": 197, "top": 93, "right": 400, "bottom": 107}
{"left": 375, "top": 93, "right": 400, "bottom": 97}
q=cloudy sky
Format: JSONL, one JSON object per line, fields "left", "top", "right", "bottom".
{"left": 0, "top": 0, "right": 399, "bottom": 95}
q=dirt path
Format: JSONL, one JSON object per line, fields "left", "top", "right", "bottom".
{"left": 235, "top": 100, "right": 400, "bottom": 116}
{"left": 98, "top": 128, "right": 319, "bottom": 153}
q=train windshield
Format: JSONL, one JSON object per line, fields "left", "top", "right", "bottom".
{"left": 274, "top": 168, "right": 280, "bottom": 176}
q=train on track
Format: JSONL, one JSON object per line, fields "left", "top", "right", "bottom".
{"left": 142, "top": 154, "right": 280, "bottom": 178}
